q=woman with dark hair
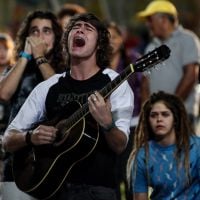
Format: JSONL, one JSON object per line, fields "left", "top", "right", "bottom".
{"left": 127, "top": 91, "right": 200, "bottom": 200}
{"left": 3, "top": 13, "right": 134, "bottom": 200}
{"left": 0, "top": 10, "right": 65, "bottom": 200}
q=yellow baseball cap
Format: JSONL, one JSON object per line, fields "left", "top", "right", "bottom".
{"left": 137, "top": 0, "right": 178, "bottom": 18}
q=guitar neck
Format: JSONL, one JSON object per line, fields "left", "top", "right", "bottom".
{"left": 99, "top": 64, "right": 134, "bottom": 98}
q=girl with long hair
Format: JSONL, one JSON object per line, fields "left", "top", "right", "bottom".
{"left": 127, "top": 91, "right": 200, "bottom": 200}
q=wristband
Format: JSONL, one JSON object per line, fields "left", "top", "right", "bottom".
{"left": 102, "top": 119, "right": 116, "bottom": 132}
{"left": 19, "top": 51, "right": 32, "bottom": 61}
{"left": 35, "top": 56, "right": 48, "bottom": 66}
{"left": 25, "top": 131, "right": 34, "bottom": 146}
{"left": 35, "top": 56, "right": 44, "bottom": 60}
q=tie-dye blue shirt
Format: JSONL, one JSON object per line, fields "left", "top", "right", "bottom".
{"left": 132, "top": 135, "right": 200, "bottom": 200}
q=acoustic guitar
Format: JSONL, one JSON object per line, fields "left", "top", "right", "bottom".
{"left": 12, "top": 44, "right": 170, "bottom": 199}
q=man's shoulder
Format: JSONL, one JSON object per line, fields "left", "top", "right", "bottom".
{"left": 190, "top": 135, "right": 200, "bottom": 146}
{"left": 102, "top": 68, "right": 119, "bottom": 80}
{"left": 175, "top": 26, "right": 199, "bottom": 41}
{"left": 41, "top": 72, "right": 65, "bottom": 84}
{"left": 34, "top": 73, "right": 66, "bottom": 92}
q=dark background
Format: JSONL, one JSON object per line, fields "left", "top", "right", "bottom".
{"left": 1, "top": 0, "right": 200, "bottom": 51}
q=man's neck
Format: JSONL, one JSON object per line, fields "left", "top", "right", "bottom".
{"left": 70, "top": 59, "right": 100, "bottom": 80}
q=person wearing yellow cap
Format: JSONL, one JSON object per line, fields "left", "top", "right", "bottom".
{"left": 128, "top": 2, "right": 200, "bottom": 199}
{"left": 138, "top": 1, "right": 200, "bottom": 132}
{"left": 137, "top": 0, "right": 178, "bottom": 19}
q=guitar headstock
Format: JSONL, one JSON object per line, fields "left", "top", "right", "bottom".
{"left": 134, "top": 44, "right": 170, "bottom": 72}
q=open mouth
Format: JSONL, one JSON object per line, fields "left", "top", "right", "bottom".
{"left": 73, "top": 36, "right": 85, "bottom": 47}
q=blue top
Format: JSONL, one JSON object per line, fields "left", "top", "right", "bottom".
{"left": 132, "top": 135, "right": 200, "bottom": 200}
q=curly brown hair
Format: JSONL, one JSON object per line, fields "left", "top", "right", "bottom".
{"left": 62, "top": 13, "right": 112, "bottom": 68}
{"left": 14, "top": 10, "right": 65, "bottom": 73}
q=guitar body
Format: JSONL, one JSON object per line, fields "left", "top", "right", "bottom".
{"left": 12, "top": 101, "right": 99, "bottom": 199}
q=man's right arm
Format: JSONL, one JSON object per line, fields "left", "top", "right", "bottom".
{"left": 0, "top": 57, "right": 29, "bottom": 101}
{"left": 3, "top": 129, "right": 27, "bottom": 152}
{"left": 0, "top": 37, "right": 33, "bottom": 101}
{"left": 2, "top": 75, "right": 60, "bottom": 153}
{"left": 3, "top": 125, "right": 58, "bottom": 153}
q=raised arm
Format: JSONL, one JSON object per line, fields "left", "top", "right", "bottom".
{"left": 88, "top": 91, "right": 128, "bottom": 154}
{"left": 0, "top": 36, "right": 55, "bottom": 101}
{"left": 28, "top": 36, "right": 55, "bottom": 79}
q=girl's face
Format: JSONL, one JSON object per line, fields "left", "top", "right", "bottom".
{"left": 108, "top": 27, "right": 123, "bottom": 55}
{"left": 149, "top": 101, "right": 176, "bottom": 145}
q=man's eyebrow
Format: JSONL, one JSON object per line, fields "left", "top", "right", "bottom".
{"left": 29, "top": 26, "right": 37, "bottom": 30}
{"left": 29, "top": 26, "right": 52, "bottom": 30}
{"left": 74, "top": 22, "right": 96, "bottom": 30}
{"left": 86, "top": 24, "right": 96, "bottom": 30}
{"left": 43, "top": 26, "right": 53, "bottom": 30}
{"left": 150, "top": 110, "right": 171, "bottom": 114}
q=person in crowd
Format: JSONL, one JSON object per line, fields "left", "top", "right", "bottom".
{"left": 0, "top": 33, "right": 15, "bottom": 199}
{"left": 104, "top": 21, "right": 141, "bottom": 200}
{"left": 3, "top": 13, "right": 134, "bottom": 200}
{"left": 0, "top": 10, "right": 65, "bottom": 123}
{"left": 127, "top": 91, "right": 200, "bottom": 200}
{"left": 0, "top": 33, "right": 15, "bottom": 76}
{"left": 0, "top": 33, "right": 15, "bottom": 135}
{"left": 137, "top": 0, "right": 200, "bottom": 128}
{"left": 57, "top": 3, "right": 87, "bottom": 31}
{"left": 0, "top": 10, "right": 65, "bottom": 200}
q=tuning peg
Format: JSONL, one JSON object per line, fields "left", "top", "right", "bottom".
{"left": 143, "top": 70, "right": 151, "bottom": 76}
{"left": 153, "top": 64, "right": 160, "bottom": 71}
